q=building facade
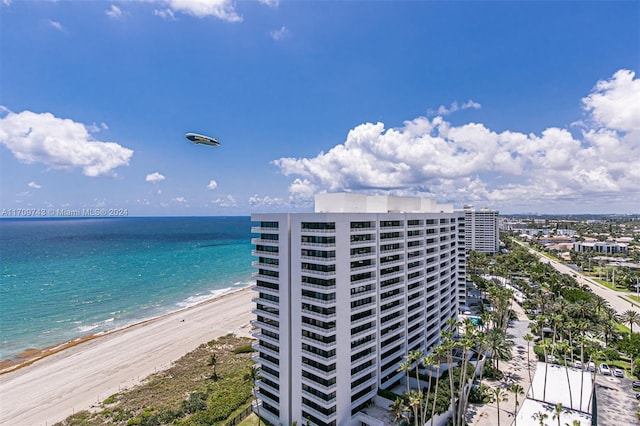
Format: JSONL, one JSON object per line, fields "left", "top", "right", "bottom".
{"left": 251, "top": 193, "right": 465, "bottom": 425}
{"left": 462, "top": 206, "right": 500, "bottom": 254}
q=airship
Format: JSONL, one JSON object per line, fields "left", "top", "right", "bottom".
{"left": 185, "top": 132, "right": 220, "bottom": 147}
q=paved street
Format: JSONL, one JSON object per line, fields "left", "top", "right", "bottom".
{"left": 467, "top": 301, "right": 535, "bottom": 426}
{"left": 516, "top": 240, "right": 640, "bottom": 316}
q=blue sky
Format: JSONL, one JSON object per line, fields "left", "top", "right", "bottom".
{"left": 1, "top": 0, "right": 638, "bottom": 216}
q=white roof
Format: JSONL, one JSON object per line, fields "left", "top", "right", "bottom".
{"left": 516, "top": 398, "right": 592, "bottom": 426}
{"left": 528, "top": 362, "right": 594, "bottom": 413}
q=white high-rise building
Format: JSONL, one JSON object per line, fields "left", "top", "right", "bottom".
{"left": 462, "top": 206, "right": 500, "bottom": 254}
{"left": 251, "top": 193, "right": 465, "bottom": 426}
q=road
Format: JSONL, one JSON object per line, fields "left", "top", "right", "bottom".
{"left": 514, "top": 239, "right": 640, "bottom": 316}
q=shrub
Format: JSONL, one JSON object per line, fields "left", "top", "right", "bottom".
{"left": 232, "top": 345, "right": 254, "bottom": 354}
{"left": 182, "top": 392, "right": 208, "bottom": 414}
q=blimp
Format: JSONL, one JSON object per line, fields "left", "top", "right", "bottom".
{"left": 185, "top": 132, "right": 220, "bottom": 147}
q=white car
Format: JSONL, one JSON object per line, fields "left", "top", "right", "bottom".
{"left": 588, "top": 362, "right": 596, "bottom": 372}
{"left": 599, "top": 363, "right": 611, "bottom": 375}
{"left": 574, "top": 360, "right": 583, "bottom": 369}
{"left": 614, "top": 368, "right": 624, "bottom": 378}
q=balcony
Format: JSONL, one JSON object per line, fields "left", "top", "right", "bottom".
{"left": 301, "top": 322, "right": 337, "bottom": 335}
{"left": 251, "top": 271, "right": 279, "bottom": 284}
{"left": 252, "top": 353, "right": 278, "bottom": 370}
{"left": 253, "top": 342, "right": 279, "bottom": 359}
{"left": 252, "top": 318, "right": 279, "bottom": 334}
{"left": 301, "top": 335, "right": 337, "bottom": 349}
{"left": 301, "top": 362, "right": 337, "bottom": 379}
{"left": 251, "top": 225, "right": 279, "bottom": 233}
{"left": 302, "top": 347, "right": 337, "bottom": 363}
{"left": 301, "top": 387, "right": 337, "bottom": 405}
{"left": 253, "top": 331, "right": 279, "bottom": 347}
{"left": 300, "top": 255, "right": 336, "bottom": 264}
{"left": 257, "top": 377, "right": 280, "bottom": 395}
{"left": 252, "top": 296, "right": 279, "bottom": 310}
{"left": 251, "top": 237, "right": 279, "bottom": 246}
{"left": 255, "top": 389, "right": 279, "bottom": 408}
{"left": 301, "top": 295, "right": 336, "bottom": 306}
{"left": 300, "top": 268, "right": 336, "bottom": 277}
{"left": 251, "top": 249, "right": 279, "bottom": 258}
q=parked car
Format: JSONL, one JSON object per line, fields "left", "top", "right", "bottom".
{"left": 574, "top": 360, "right": 583, "bottom": 369}
{"left": 632, "top": 380, "right": 640, "bottom": 389}
{"left": 614, "top": 368, "right": 624, "bottom": 378}
{"left": 600, "top": 363, "right": 611, "bottom": 375}
{"left": 588, "top": 362, "right": 596, "bottom": 372}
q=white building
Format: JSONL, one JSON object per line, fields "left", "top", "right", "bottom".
{"left": 251, "top": 193, "right": 465, "bottom": 426}
{"left": 461, "top": 206, "right": 500, "bottom": 254}
{"left": 573, "top": 240, "right": 629, "bottom": 254}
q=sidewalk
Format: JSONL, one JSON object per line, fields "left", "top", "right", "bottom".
{"left": 467, "top": 301, "right": 535, "bottom": 426}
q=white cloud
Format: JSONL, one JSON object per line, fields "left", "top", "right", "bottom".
{"left": 274, "top": 69, "right": 640, "bottom": 212}
{"left": 582, "top": 69, "right": 640, "bottom": 134}
{"left": 258, "top": 0, "right": 279, "bottom": 7}
{"left": 206, "top": 179, "right": 218, "bottom": 190}
{"left": 48, "top": 20, "right": 63, "bottom": 31}
{"left": 212, "top": 195, "right": 237, "bottom": 207}
{"left": 28, "top": 181, "right": 42, "bottom": 189}
{"left": 0, "top": 109, "right": 133, "bottom": 177}
{"left": 249, "top": 194, "right": 284, "bottom": 207}
{"left": 146, "top": 172, "right": 165, "bottom": 182}
{"left": 106, "top": 5, "right": 123, "bottom": 19}
{"left": 270, "top": 26, "right": 289, "bottom": 41}
{"left": 155, "top": 0, "right": 242, "bottom": 22}
{"left": 173, "top": 196, "right": 187, "bottom": 203}
{"left": 430, "top": 99, "right": 482, "bottom": 116}
{"left": 88, "top": 122, "right": 109, "bottom": 133}
{"left": 154, "top": 8, "right": 176, "bottom": 20}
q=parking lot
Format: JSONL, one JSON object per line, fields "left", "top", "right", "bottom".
{"left": 595, "top": 373, "right": 640, "bottom": 426}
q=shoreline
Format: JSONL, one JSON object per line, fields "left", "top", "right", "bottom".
{"left": 0, "top": 284, "right": 257, "bottom": 426}
{"left": 0, "top": 284, "right": 252, "bottom": 375}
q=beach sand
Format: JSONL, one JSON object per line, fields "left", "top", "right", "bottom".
{"left": 0, "top": 286, "right": 256, "bottom": 426}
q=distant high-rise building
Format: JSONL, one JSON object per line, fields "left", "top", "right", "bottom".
{"left": 251, "top": 193, "right": 465, "bottom": 426}
{"left": 461, "top": 205, "right": 500, "bottom": 254}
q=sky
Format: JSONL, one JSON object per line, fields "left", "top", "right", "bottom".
{"left": 1, "top": 0, "right": 639, "bottom": 216}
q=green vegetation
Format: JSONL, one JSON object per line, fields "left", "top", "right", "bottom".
{"left": 54, "top": 334, "right": 256, "bottom": 426}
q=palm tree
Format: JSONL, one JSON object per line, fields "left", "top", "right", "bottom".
{"left": 441, "top": 325, "right": 458, "bottom": 426}
{"left": 208, "top": 353, "right": 218, "bottom": 380}
{"left": 557, "top": 341, "right": 573, "bottom": 410}
{"left": 509, "top": 383, "right": 525, "bottom": 426}
{"left": 420, "top": 353, "right": 436, "bottom": 426}
{"left": 523, "top": 333, "right": 535, "bottom": 398}
{"left": 407, "top": 349, "right": 424, "bottom": 421}
{"left": 489, "top": 386, "right": 509, "bottom": 426}
{"left": 541, "top": 340, "right": 551, "bottom": 401}
{"left": 486, "top": 327, "right": 514, "bottom": 371}
{"left": 389, "top": 397, "right": 410, "bottom": 425}
{"left": 587, "top": 348, "right": 604, "bottom": 412}
{"left": 621, "top": 309, "right": 640, "bottom": 334}
{"left": 430, "top": 345, "right": 446, "bottom": 426}
{"left": 547, "top": 402, "right": 565, "bottom": 426}
{"left": 244, "top": 365, "right": 261, "bottom": 425}
{"left": 456, "top": 319, "right": 477, "bottom": 426}
{"left": 398, "top": 359, "right": 412, "bottom": 395}
{"left": 408, "top": 390, "right": 422, "bottom": 426}
{"left": 533, "top": 410, "right": 549, "bottom": 426}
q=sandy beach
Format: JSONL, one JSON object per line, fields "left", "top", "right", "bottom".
{"left": 0, "top": 285, "right": 256, "bottom": 426}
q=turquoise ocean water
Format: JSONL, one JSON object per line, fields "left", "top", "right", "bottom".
{"left": 0, "top": 217, "right": 254, "bottom": 361}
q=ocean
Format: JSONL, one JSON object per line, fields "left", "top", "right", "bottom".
{"left": 0, "top": 216, "right": 255, "bottom": 362}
